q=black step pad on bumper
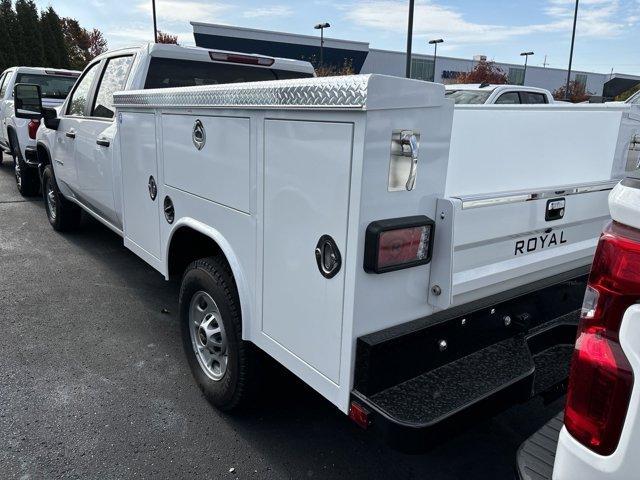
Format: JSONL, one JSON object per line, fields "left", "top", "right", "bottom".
{"left": 367, "top": 338, "right": 533, "bottom": 426}
{"left": 351, "top": 268, "right": 587, "bottom": 450}
{"left": 517, "top": 412, "right": 564, "bottom": 480}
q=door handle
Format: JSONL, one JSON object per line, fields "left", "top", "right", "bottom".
{"left": 65, "top": 130, "right": 76, "bottom": 139}
{"left": 96, "top": 138, "right": 110, "bottom": 147}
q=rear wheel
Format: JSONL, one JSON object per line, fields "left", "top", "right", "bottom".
{"left": 42, "top": 165, "right": 81, "bottom": 232}
{"left": 9, "top": 131, "right": 39, "bottom": 196}
{"left": 179, "top": 256, "right": 258, "bottom": 411}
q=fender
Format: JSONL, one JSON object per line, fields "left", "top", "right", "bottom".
{"left": 165, "top": 217, "right": 254, "bottom": 341}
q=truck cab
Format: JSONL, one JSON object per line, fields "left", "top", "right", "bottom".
{"left": 0, "top": 66, "right": 79, "bottom": 195}
{"left": 35, "top": 43, "right": 315, "bottom": 231}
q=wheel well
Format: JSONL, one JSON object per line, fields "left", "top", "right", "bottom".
{"left": 37, "top": 144, "right": 51, "bottom": 166}
{"left": 167, "top": 227, "right": 227, "bottom": 280}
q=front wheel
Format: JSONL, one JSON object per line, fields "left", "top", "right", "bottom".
{"left": 179, "top": 256, "right": 258, "bottom": 411}
{"left": 42, "top": 165, "right": 81, "bottom": 232}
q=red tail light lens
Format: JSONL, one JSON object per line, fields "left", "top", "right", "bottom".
{"left": 364, "top": 216, "right": 434, "bottom": 273}
{"left": 28, "top": 119, "right": 40, "bottom": 139}
{"left": 565, "top": 221, "right": 640, "bottom": 455}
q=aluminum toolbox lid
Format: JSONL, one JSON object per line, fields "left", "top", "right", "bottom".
{"left": 112, "top": 74, "right": 446, "bottom": 111}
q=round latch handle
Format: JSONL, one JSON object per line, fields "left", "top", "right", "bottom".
{"left": 148, "top": 175, "right": 157, "bottom": 201}
{"left": 315, "top": 235, "right": 342, "bottom": 279}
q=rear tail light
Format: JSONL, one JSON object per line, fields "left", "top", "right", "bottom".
{"left": 565, "top": 221, "right": 640, "bottom": 455}
{"left": 364, "top": 216, "right": 434, "bottom": 273}
{"left": 209, "top": 52, "right": 275, "bottom": 66}
{"left": 28, "top": 119, "right": 40, "bottom": 139}
{"left": 348, "top": 401, "right": 371, "bottom": 429}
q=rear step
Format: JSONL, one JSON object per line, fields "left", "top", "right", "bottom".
{"left": 516, "top": 412, "right": 563, "bottom": 480}
{"left": 351, "top": 268, "right": 586, "bottom": 451}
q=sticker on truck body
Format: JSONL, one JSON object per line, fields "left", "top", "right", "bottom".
{"left": 515, "top": 231, "right": 567, "bottom": 256}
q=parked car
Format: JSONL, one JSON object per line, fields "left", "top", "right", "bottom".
{"left": 445, "top": 83, "right": 555, "bottom": 105}
{"left": 17, "top": 41, "right": 639, "bottom": 450}
{"left": 517, "top": 172, "right": 640, "bottom": 479}
{"left": 0, "top": 67, "right": 79, "bottom": 195}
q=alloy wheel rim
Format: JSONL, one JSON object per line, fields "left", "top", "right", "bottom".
{"left": 188, "top": 291, "right": 228, "bottom": 381}
{"left": 46, "top": 181, "right": 57, "bottom": 221}
{"left": 14, "top": 159, "right": 21, "bottom": 189}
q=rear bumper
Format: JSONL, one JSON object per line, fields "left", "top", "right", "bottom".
{"left": 516, "top": 412, "right": 563, "bottom": 480}
{"left": 351, "top": 267, "right": 589, "bottom": 452}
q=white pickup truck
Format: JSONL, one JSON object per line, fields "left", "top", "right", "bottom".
{"left": 445, "top": 83, "right": 555, "bottom": 105}
{"left": 517, "top": 173, "right": 640, "bottom": 480}
{"left": 19, "top": 42, "right": 640, "bottom": 450}
{"left": 0, "top": 66, "right": 79, "bottom": 195}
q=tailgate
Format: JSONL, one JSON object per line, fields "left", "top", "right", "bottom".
{"left": 428, "top": 181, "right": 614, "bottom": 309}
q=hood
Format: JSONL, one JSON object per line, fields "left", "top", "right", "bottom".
{"left": 42, "top": 98, "right": 65, "bottom": 108}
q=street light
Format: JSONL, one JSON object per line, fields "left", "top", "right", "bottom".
{"left": 429, "top": 39, "right": 444, "bottom": 82}
{"left": 520, "top": 51, "right": 534, "bottom": 85}
{"left": 565, "top": 0, "right": 580, "bottom": 100}
{"left": 405, "top": 0, "right": 415, "bottom": 78}
{"left": 152, "top": 0, "right": 158, "bottom": 43}
{"left": 314, "top": 22, "right": 330, "bottom": 69}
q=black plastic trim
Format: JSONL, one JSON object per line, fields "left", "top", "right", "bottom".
{"left": 363, "top": 215, "right": 435, "bottom": 274}
{"left": 621, "top": 176, "right": 640, "bottom": 189}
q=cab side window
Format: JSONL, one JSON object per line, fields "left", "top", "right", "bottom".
{"left": 0, "top": 72, "right": 10, "bottom": 98}
{"left": 522, "top": 92, "right": 548, "bottom": 104}
{"left": 92, "top": 55, "right": 134, "bottom": 119}
{"left": 495, "top": 92, "right": 521, "bottom": 104}
{"left": 66, "top": 62, "right": 100, "bottom": 116}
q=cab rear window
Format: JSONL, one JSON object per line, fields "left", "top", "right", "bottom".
{"left": 144, "top": 57, "right": 313, "bottom": 89}
{"left": 15, "top": 73, "right": 78, "bottom": 99}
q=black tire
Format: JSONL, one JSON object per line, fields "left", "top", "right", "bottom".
{"left": 42, "top": 164, "right": 81, "bottom": 232}
{"left": 179, "top": 256, "right": 258, "bottom": 411}
{"left": 9, "top": 131, "right": 39, "bottom": 197}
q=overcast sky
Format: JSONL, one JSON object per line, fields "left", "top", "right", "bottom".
{"left": 33, "top": 0, "right": 640, "bottom": 74}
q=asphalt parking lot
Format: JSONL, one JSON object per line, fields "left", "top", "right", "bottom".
{"left": 0, "top": 155, "right": 564, "bottom": 480}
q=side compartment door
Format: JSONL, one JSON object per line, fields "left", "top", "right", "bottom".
{"left": 0, "top": 71, "right": 12, "bottom": 145}
{"left": 262, "top": 120, "right": 353, "bottom": 384}
{"left": 119, "top": 111, "right": 161, "bottom": 263}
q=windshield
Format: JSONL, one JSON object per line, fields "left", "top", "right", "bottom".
{"left": 445, "top": 89, "right": 492, "bottom": 105}
{"left": 15, "top": 73, "right": 78, "bottom": 100}
{"left": 145, "top": 57, "right": 313, "bottom": 89}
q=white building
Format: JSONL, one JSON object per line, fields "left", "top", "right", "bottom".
{"left": 192, "top": 22, "right": 640, "bottom": 98}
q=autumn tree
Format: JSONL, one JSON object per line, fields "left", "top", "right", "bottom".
{"left": 455, "top": 60, "right": 508, "bottom": 85}
{"left": 553, "top": 80, "right": 592, "bottom": 103}
{"left": 157, "top": 30, "right": 178, "bottom": 44}
{"left": 87, "top": 28, "right": 107, "bottom": 58}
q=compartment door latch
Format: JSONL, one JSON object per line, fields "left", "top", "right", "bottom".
{"left": 315, "top": 235, "right": 342, "bottom": 279}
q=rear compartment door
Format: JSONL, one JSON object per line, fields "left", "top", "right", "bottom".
{"left": 428, "top": 182, "right": 614, "bottom": 309}
{"left": 262, "top": 120, "right": 353, "bottom": 384}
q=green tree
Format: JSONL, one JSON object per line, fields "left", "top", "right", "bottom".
{"left": 15, "top": 0, "right": 43, "bottom": 66}
{"left": 0, "top": 0, "right": 20, "bottom": 69}
{"left": 40, "top": 6, "right": 68, "bottom": 68}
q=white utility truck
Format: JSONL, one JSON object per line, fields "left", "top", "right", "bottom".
{"left": 0, "top": 66, "right": 79, "bottom": 195}
{"left": 20, "top": 42, "right": 640, "bottom": 449}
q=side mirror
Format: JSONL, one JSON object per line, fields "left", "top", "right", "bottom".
{"left": 14, "top": 83, "right": 43, "bottom": 119}
{"left": 42, "top": 107, "right": 60, "bottom": 130}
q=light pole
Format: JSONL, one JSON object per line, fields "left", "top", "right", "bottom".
{"left": 314, "top": 23, "right": 330, "bottom": 69}
{"left": 520, "top": 51, "right": 534, "bottom": 85}
{"left": 405, "top": 0, "right": 415, "bottom": 78}
{"left": 152, "top": 0, "right": 158, "bottom": 43}
{"left": 565, "top": 0, "right": 580, "bottom": 100}
{"left": 429, "top": 39, "right": 444, "bottom": 82}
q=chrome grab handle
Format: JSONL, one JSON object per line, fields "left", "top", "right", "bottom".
{"left": 401, "top": 131, "right": 419, "bottom": 191}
